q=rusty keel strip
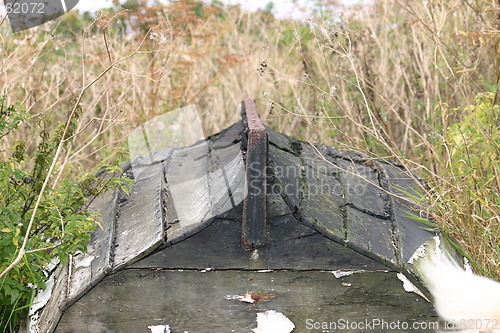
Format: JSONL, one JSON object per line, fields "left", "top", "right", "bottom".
{"left": 241, "top": 99, "right": 268, "bottom": 249}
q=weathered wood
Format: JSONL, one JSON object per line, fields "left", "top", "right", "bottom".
{"left": 208, "top": 143, "right": 246, "bottom": 219}
{"left": 377, "top": 162, "right": 431, "bottom": 263}
{"left": 210, "top": 121, "right": 245, "bottom": 150}
{"left": 266, "top": 185, "right": 292, "bottom": 219}
{"left": 346, "top": 207, "right": 396, "bottom": 262}
{"left": 164, "top": 134, "right": 248, "bottom": 246}
{"left": 241, "top": 99, "right": 268, "bottom": 249}
{"left": 266, "top": 125, "right": 296, "bottom": 153}
{"left": 31, "top": 265, "right": 68, "bottom": 333}
{"left": 268, "top": 145, "right": 302, "bottom": 210}
{"left": 335, "top": 158, "right": 391, "bottom": 218}
{"left": 32, "top": 102, "right": 452, "bottom": 333}
{"left": 129, "top": 148, "right": 173, "bottom": 178}
{"left": 299, "top": 143, "right": 345, "bottom": 239}
{"left": 67, "top": 189, "right": 118, "bottom": 304}
{"left": 55, "top": 269, "right": 437, "bottom": 333}
{"left": 267, "top": 130, "right": 436, "bottom": 272}
{"left": 302, "top": 145, "right": 397, "bottom": 263}
{"left": 132, "top": 215, "right": 386, "bottom": 271}
{"left": 113, "top": 163, "right": 165, "bottom": 271}
{"left": 163, "top": 141, "right": 212, "bottom": 245}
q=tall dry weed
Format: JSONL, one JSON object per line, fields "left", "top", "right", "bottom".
{"left": 0, "top": 0, "right": 498, "bottom": 277}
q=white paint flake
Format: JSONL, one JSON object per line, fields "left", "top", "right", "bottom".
{"left": 397, "top": 273, "right": 416, "bottom": 293}
{"left": 148, "top": 325, "right": 171, "bottom": 333}
{"left": 29, "top": 274, "right": 55, "bottom": 316}
{"left": 252, "top": 310, "right": 295, "bottom": 333}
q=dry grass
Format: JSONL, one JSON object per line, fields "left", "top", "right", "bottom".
{"left": 0, "top": 0, "right": 498, "bottom": 278}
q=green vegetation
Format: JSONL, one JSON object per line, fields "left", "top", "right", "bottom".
{"left": 432, "top": 93, "right": 499, "bottom": 275}
{"left": 0, "top": 0, "right": 498, "bottom": 330}
{"left": 0, "top": 97, "right": 130, "bottom": 331}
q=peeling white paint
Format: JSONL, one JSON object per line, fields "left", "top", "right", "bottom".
{"left": 331, "top": 269, "right": 389, "bottom": 278}
{"left": 409, "top": 235, "right": 442, "bottom": 264}
{"left": 147, "top": 324, "right": 171, "bottom": 333}
{"left": 332, "top": 270, "right": 355, "bottom": 278}
{"left": 397, "top": 272, "right": 429, "bottom": 302}
{"left": 331, "top": 269, "right": 369, "bottom": 278}
{"left": 397, "top": 273, "right": 416, "bottom": 293}
{"left": 224, "top": 293, "right": 256, "bottom": 304}
{"left": 408, "top": 242, "right": 426, "bottom": 264}
{"left": 29, "top": 274, "right": 55, "bottom": 316}
{"left": 224, "top": 294, "right": 241, "bottom": 300}
{"left": 74, "top": 254, "right": 96, "bottom": 268}
{"left": 252, "top": 310, "right": 295, "bottom": 333}
{"left": 239, "top": 293, "right": 256, "bottom": 303}
{"left": 29, "top": 312, "right": 40, "bottom": 333}
{"left": 251, "top": 249, "right": 259, "bottom": 261}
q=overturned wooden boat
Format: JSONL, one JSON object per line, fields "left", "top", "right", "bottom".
{"left": 27, "top": 100, "right": 456, "bottom": 333}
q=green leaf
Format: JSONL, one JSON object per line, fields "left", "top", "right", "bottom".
{"left": 10, "top": 289, "right": 20, "bottom": 305}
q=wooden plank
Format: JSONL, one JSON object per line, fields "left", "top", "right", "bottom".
{"left": 241, "top": 99, "right": 268, "bottom": 249}
{"left": 346, "top": 207, "right": 396, "bottom": 262}
{"left": 267, "top": 136, "right": 403, "bottom": 267}
{"left": 297, "top": 143, "right": 404, "bottom": 265}
{"left": 267, "top": 185, "right": 292, "bottom": 219}
{"left": 268, "top": 145, "right": 302, "bottom": 210}
{"left": 299, "top": 169, "right": 345, "bottom": 239}
{"left": 164, "top": 141, "right": 212, "bottom": 245}
{"left": 55, "top": 269, "right": 436, "bottom": 333}
{"left": 132, "top": 215, "right": 385, "bottom": 271}
{"left": 377, "top": 162, "right": 433, "bottom": 263}
{"left": 265, "top": 125, "right": 295, "bottom": 153}
{"left": 299, "top": 143, "right": 345, "bottom": 239}
{"left": 130, "top": 148, "right": 173, "bottom": 178}
{"left": 208, "top": 143, "right": 246, "bottom": 220}
{"left": 210, "top": 121, "right": 245, "bottom": 150}
{"left": 30, "top": 265, "right": 68, "bottom": 333}
{"left": 242, "top": 131, "right": 268, "bottom": 248}
{"left": 67, "top": 189, "right": 118, "bottom": 304}
{"left": 113, "top": 163, "right": 165, "bottom": 271}
{"left": 334, "top": 157, "right": 391, "bottom": 218}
